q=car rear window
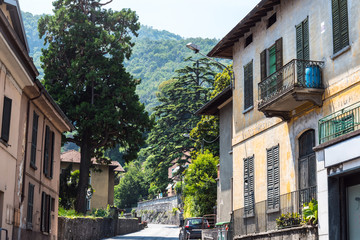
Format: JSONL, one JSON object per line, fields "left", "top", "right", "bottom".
{"left": 187, "top": 218, "right": 203, "bottom": 227}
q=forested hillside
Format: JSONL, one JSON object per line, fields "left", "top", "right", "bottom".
{"left": 22, "top": 12, "right": 224, "bottom": 113}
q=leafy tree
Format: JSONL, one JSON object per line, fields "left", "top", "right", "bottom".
{"left": 38, "top": 0, "right": 151, "bottom": 213}
{"left": 190, "top": 65, "right": 233, "bottom": 157}
{"left": 59, "top": 165, "right": 79, "bottom": 209}
{"left": 114, "top": 161, "right": 149, "bottom": 208}
{"left": 144, "top": 57, "right": 220, "bottom": 193}
{"left": 183, "top": 151, "right": 218, "bottom": 218}
{"left": 22, "top": 11, "right": 228, "bottom": 114}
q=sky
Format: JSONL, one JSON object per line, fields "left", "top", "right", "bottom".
{"left": 19, "top": 0, "right": 260, "bottom": 39}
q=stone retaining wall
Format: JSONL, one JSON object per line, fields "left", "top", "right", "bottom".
{"left": 58, "top": 217, "right": 141, "bottom": 240}
{"left": 137, "top": 195, "right": 180, "bottom": 225}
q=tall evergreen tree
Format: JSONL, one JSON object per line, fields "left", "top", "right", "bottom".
{"left": 38, "top": 0, "right": 151, "bottom": 213}
{"left": 145, "top": 57, "right": 220, "bottom": 193}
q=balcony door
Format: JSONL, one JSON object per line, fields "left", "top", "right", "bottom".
{"left": 298, "top": 129, "right": 316, "bottom": 206}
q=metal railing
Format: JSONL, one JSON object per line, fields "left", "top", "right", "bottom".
{"left": 233, "top": 186, "right": 316, "bottom": 237}
{"left": 319, "top": 101, "right": 360, "bottom": 144}
{"left": 258, "top": 59, "right": 324, "bottom": 108}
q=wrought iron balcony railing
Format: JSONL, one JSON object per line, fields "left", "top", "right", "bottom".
{"left": 234, "top": 186, "right": 317, "bottom": 236}
{"left": 319, "top": 101, "right": 360, "bottom": 144}
{"left": 258, "top": 59, "right": 324, "bottom": 109}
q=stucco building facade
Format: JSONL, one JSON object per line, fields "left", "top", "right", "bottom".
{"left": 207, "top": 0, "right": 360, "bottom": 239}
{"left": 0, "top": 1, "right": 73, "bottom": 239}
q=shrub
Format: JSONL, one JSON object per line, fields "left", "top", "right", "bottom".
{"left": 172, "top": 207, "right": 179, "bottom": 215}
{"left": 276, "top": 212, "right": 302, "bottom": 229}
{"left": 303, "top": 199, "right": 318, "bottom": 225}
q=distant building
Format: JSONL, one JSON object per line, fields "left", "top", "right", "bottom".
{"left": 167, "top": 153, "right": 190, "bottom": 197}
{"left": 60, "top": 150, "right": 124, "bottom": 210}
{"left": 196, "top": 86, "right": 233, "bottom": 224}
{"left": 0, "top": 1, "right": 74, "bottom": 240}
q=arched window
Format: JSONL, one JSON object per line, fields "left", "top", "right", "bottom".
{"left": 298, "top": 130, "right": 316, "bottom": 190}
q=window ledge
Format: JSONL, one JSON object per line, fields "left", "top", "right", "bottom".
{"left": 30, "top": 162, "right": 37, "bottom": 170}
{"left": 0, "top": 138, "right": 10, "bottom": 147}
{"left": 266, "top": 207, "right": 280, "bottom": 214}
{"left": 243, "top": 212, "right": 255, "bottom": 219}
{"left": 243, "top": 106, "right": 254, "bottom": 114}
{"left": 331, "top": 45, "right": 351, "bottom": 60}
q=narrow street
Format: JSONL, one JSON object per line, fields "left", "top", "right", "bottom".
{"left": 103, "top": 224, "right": 180, "bottom": 240}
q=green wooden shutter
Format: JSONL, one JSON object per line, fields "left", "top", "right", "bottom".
{"left": 339, "top": 0, "right": 349, "bottom": 48}
{"left": 244, "top": 61, "right": 253, "bottom": 110}
{"left": 267, "top": 145, "right": 280, "bottom": 211}
{"left": 260, "top": 50, "right": 267, "bottom": 81}
{"left": 244, "top": 156, "right": 254, "bottom": 216}
{"left": 303, "top": 18, "right": 310, "bottom": 60}
{"left": 41, "top": 192, "right": 46, "bottom": 232}
{"left": 1, "top": 96, "right": 12, "bottom": 142}
{"left": 43, "top": 126, "right": 50, "bottom": 177}
{"left": 296, "top": 23, "right": 304, "bottom": 60}
{"left": 50, "top": 131, "right": 55, "bottom": 178}
{"left": 332, "top": 0, "right": 349, "bottom": 53}
{"left": 27, "top": 183, "right": 34, "bottom": 228}
{"left": 275, "top": 38, "right": 283, "bottom": 71}
{"left": 273, "top": 145, "right": 280, "bottom": 209}
{"left": 30, "top": 112, "right": 39, "bottom": 167}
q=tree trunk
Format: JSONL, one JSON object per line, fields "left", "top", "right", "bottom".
{"left": 75, "top": 138, "right": 92, "bottom": 214}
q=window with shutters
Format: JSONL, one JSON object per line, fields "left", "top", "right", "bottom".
{"left": 243, "top": 61, "right": 253, "bottom": 111}
{"left": 244, "top": 155, "right": 254, "bottom": 217}
{"left": 30, "top": 112, "right": 39, "bottom": 169}
{"left": 260, "top": 38, "right": 283, "bottom": 99}
{"left": 332, "top": 0, "right": 349, "bottom": 54}
{"left": 267, "top": 145, "right": 280, "bottom": 212}
{"left": 1, "top": 96, "right": 12, "bottom": 143}
{"left": 43, "top": 126, "right": 55, "bottom": 179}
{"left": 260, "top": 38, "right": 283, "bottom": 80}
{"left": 41, "top": 192, "right": 51, "bottom": 233}
{"left": 26, "top": 183, "right": 35, "bottom": 229}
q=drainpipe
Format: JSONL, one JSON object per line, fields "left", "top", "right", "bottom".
{"left": 21, "top": 89, "right": 43, "bottom": 203}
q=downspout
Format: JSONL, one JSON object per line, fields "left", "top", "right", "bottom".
{"left": 21, "top": 89, "right": 43, "bottom": 203}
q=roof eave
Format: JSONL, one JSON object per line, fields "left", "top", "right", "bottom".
{"left": 207, "top": 0, "right": 281, "bottom": 59}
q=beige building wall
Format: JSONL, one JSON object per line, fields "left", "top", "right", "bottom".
{"left": 0, "top": 2, "right": 73, "bottom": 240}
{"left": 60, "top": 162, "right": 115, "bottom": 210}
{"left": 91, "top": 165, "right": 110, "bottom": 209}
{"left": 230, "top": 0, "right": 360, "bottom": 219}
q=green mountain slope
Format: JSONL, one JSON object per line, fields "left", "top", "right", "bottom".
{"left": 22, "top": 12, "right": 223, "bottom": 113}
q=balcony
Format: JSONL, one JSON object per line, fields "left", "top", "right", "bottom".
{"left": 258, "top": 59, "right": 324, "bottom": 121}
{"left": 319, "top": 102, "right": 360, "bottom": 144}
{"left": 233, "top": 186, "right": 317, "bottom": 236}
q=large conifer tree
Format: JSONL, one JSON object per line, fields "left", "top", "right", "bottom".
{"left": 39, "top": 0, "right": 151, "bottom": 213}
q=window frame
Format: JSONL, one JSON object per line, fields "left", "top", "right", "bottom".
{"left": 43, "top": 126, "right": 55, "bottom": 179}
{"left": 331, "top": 0, "right": 349, "bottom": 55}
{"left": 30, "top": 111, "right": 39, "bottom": 169}
{"left": 1, "top": 96, "right": 12, "bottom": 143}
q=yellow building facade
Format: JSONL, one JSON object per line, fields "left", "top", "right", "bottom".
{"left": 207, "top": 0, "right": 360, "bottom": 238}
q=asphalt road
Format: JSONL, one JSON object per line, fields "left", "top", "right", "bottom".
{"left": 103, "top": 224, "right": 180, "bottom": 240}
